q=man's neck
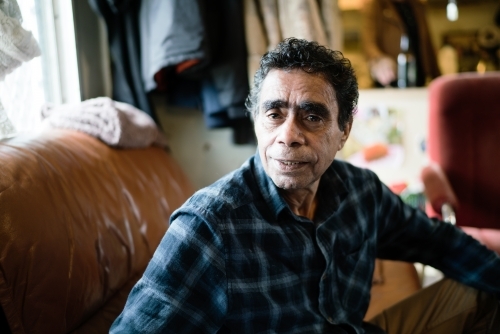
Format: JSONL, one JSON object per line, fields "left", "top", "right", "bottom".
{"left": 279, "top": 184, "right": 319, "bottom": 221}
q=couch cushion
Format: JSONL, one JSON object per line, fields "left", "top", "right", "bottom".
{"left": 0, "top": 130, "right": 194, "bottom": 333}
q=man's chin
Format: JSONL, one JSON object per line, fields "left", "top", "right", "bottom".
{"left": 271, "top": 175, "right": 308, "bottom": 191}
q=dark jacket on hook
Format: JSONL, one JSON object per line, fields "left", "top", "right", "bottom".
{"left": 140, "top": 0, "right": 253, "bottom": 144}
{"left": 88, "top": 0, "right": 158, "bottom": 123}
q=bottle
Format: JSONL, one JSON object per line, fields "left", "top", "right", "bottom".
{"left": 397, "top": 34, "right": 417, "bottom": 88}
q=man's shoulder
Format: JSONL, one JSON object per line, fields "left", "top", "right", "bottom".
{"left": 331, "top": 159, "right": 379, "bottom": 181}
{"left": 178, "top": 158, "right": 258, "bottom": 219}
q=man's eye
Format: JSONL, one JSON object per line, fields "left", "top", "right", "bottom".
{"left": 267, "top": 112, "right": 280, "bottom": 119}
{"left": 306, "top": 115, "right": 321, "bottom": 122}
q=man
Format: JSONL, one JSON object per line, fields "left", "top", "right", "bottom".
{"left": 111, "top": 38, "right": 500, "bottom": 333}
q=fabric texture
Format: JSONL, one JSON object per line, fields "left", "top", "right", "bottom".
{"left": 139, "top": 0, "right": 208, "bottom": 93}
{"left": 369, "top": 278, "right": 500, "bottom": 333}
{"left": 88, "top": 0, "right": 157, "bottom": 122}
{"left": 244, "top": 0, "right": 342, "bottom": 85}
{"left": 111, "top": 154, "right": 500, "bottom": 333}
{"left": 41, "top": 97, "right": 167, "bottom": 149}
{"left": 0, "top": 0, "right": 40, "bottom": 81}
{"left": 139, "top": 0, "right": 253, "bottom": 144}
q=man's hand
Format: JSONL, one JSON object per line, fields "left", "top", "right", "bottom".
{"left": 370, "top": 56, "right": 397, "bottom": 86}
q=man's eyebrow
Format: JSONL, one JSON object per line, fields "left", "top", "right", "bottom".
{"left": 261, "top": 99, "right": 288, "bottom": 110}
{"left": 298, "top": 101, "right": 331, "bottom": 118}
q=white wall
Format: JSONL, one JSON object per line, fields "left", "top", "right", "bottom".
{"left": 154, "top": 98, "right": 257, "bottom": 190}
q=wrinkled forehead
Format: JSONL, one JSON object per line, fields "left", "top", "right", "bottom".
{"left": 258, "top": 69, "right": 337, "bottom": 109}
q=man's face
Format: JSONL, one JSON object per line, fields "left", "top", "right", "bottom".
{"left": 254, "top": 69, "right": 351, "bottom": 192}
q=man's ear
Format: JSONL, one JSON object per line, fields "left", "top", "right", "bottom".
{"left": 338, "top": 120, "right": 352, "bottom": 151}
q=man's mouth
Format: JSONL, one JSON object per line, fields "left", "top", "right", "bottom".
{"left": 275, "top": 159, "right": 308, "bottom": 169}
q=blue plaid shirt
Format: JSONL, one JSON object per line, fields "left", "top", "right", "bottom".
{"left": 111, "top": 154, "right": 500, "bottom": 333}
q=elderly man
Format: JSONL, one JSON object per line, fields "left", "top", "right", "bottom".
{"left": 111, "top": 38, "right": 499, "bottom": 333}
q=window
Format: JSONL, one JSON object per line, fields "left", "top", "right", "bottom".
{"left": 0, "top": 0, "right": 80, "bottom": 135}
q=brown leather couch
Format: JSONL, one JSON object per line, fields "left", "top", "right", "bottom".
{"left": 0, "top": 129, "right": 195, "bottom": 333}
{"left": 0, "top": 129, "right": 420, "bottom": 333}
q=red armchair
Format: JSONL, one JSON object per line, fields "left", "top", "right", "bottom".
{"left": 421, "top": 71, "right": 500, "bottom": 254}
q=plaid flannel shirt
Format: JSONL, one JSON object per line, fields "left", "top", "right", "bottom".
{"left": 111, "top": 154, "right": 500, "bottom": 334}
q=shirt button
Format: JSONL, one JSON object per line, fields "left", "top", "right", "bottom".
{"left": 321, "top": 274, "right": 327, "bottom": 281}
{"left": 327, "top": 316, "right": 333, "bottom": 323}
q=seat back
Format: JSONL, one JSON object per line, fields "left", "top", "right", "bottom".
{"left": 427, "top": 72, "right": 500, "bottom": 229}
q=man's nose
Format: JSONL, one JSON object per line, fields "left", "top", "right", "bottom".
{"left": 277, "top": 116, "right": 305, "bottom": 147}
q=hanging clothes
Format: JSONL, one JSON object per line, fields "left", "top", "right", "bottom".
{"left": 140, "top": 0, "right": 254, "bottom": 145}
{"left": 244, "top": 0, "right": 342, "bottom": 85}
{"left": 88, "top": 0, "right": 158, "bottom": 124}
{"left": 139, "top": 0, "right": 209, "bottom": 93}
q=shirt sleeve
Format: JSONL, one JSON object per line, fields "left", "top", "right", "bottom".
{"left": 110, "top": 211, "right": 228, "bottom": 333}
{"left": 375, "top": 180, "right": 500, "bottom": 297}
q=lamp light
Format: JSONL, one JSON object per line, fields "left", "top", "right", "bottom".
{"left": 447, "top": 0, "right": 459, "bottom": 22}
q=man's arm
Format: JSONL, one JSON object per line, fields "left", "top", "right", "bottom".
{"left": 110, "top": 212, "right": 228, "bottom": 333}
{"left": 375, "top": 181, "right": 500, "bottom": 297}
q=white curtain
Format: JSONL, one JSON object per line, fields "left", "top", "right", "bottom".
{"left": 0, "top": 0, "right": 43, "bottom": 136}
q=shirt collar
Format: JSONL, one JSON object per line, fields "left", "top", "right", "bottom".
{"left": 253, "top": 152, "right": 349, "bottom": 223}
{"left": 314, "top": 161, "right": 349, "bottom": 224}
{"left": 253, "top": 152, "right": 289, "bottom": 220}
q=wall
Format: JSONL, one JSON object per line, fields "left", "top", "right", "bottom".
{"left": 427, "top": 1, "right": 499, "bottom": 50}
{"left": 153, "top": 98, "right": 257, "bottom": 190}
